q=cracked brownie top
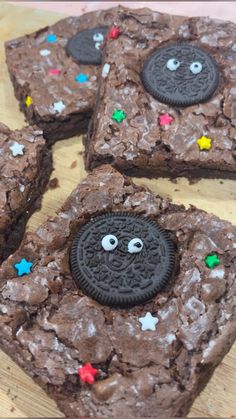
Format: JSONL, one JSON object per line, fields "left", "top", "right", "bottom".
{"left": 0, "top": 165, "right": 235, "bottom": 417}
{"left": 86, "top": 7, "right": 236, "bottom": 179}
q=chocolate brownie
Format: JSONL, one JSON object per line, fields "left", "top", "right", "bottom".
{"left": 0, "top": 122, "right": 52, "bottom": 263}
{"left": 86, "top": 7, "right": 236, "bottom": 180}
{"left": 5, "top": 8, "right": 120, "bottom": 144}
{"left": 0, "top": 165, "right": 235, "bottom": 417}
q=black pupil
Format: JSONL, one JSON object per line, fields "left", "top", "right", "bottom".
{"left": 194, "top": 64, "right": 199, "bottom": 68}
{"left": 174, "top": 60, "right": 178, "bottom": 65}
{"left": 110, "top": 238, "right": 115, "bottom": 245}
{"left": 135, "top": 242, "right": 142, "bottom": 248}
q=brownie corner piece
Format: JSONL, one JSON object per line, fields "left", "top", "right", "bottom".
{"left": 86, "top": 7, "right": 236, "bottom": 180}
{"left": 0, "top": 122, "right": 52, "bottom": 263}
{"left": 4, "top": 8, "right": 119, "bottom": 144}
{"left": 0, "top": 164, "right": 235, "bottom": 417}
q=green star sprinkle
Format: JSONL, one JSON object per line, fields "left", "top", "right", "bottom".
{"left": 204, "top": 253, "right": 220, "bottom": 269}
{"left": 111, "top": 109, "right": 126, "bottom": 123}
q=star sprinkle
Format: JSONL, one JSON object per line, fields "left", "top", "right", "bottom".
{"left": 111, "top": 109, "right": 126, "bottom": 123}
{"left": 25, "top": 95, "right": 33, "bottom": 107}
{"left": 197, "top": 135, "right": 212, "bottom": 151}
{"left": 75, "top": 73, "right": 89, "bottom": 83}
{"left": 40, "top": 49, "right": 51, "bottom": 57}
{"left": 46, "top": 34, "right": 57, "bottom": 43}
{"left": 205, "top": 253, "right": 220, "bottom": 269}
{"left": 108, "top": 27, "right": 121, "bottom": 40}
{"left": 78, "top": 363, "right": 98, "bottom": 385}
{"left": 159, "top": 113, "right": 173, "bottom": 126}
{"left": 9, "top": 141, "right": 25, "bottom": 157}
{"left": 48, "top": 68, "right": 60, "bottom": 76}
{"left": 139, "top": 312, "right": 158, "bottom": 331}
{"left": 53, "top": 100, "right": 65, "bottom": 113}
{"left": 14, "top": 258, "right": 33, "bottom": 277}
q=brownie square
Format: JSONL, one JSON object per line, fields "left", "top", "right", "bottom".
{"left": 0, "top": 122, "right": 52, "bottom": 263}
{"left": 86, "top": 7, "right": 236, "bottom": 180}
{"left": 5, "top": 8, "right": 120, "bottom": 144}
{"left": 0, "top": 164, "right": 235, "bottom": 417}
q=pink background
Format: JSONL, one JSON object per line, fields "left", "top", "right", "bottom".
{"left": 8, "top": 1, "right": 236, "bottom": 22}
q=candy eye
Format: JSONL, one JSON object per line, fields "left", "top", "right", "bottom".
{"left": 128, "top": 238, "right": 143, "bottom": 254}
{"left": 101, "top": 234, "right": 118, "bottom": 251}
{"left": 166, "top": 58, "right": 180, "bottom": 71}
{"left": 95, "top": 42, "right": 102, "bottom": 50}
{"left": 190, "top": 61, "right": 202, "bottom": 74}
{"left": 93, "top": 33, "right": 104, "bottom": 42}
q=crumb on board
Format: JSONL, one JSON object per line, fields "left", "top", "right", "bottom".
{"left": 10, "top": 407, "right": 15, "bottom": 412}
{"left": 48, "top": 177, "right": 59, "bottom": 189}
{"left": 70, "top": 160, "right": 77, "bottom": 169}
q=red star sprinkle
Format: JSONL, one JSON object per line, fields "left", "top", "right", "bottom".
{"left": 159, "top": 113, "right": 174, "bottom": 126}
{"left": 78, "top": 363, "right": 98, "bottom": 385}
{"left": 49, "top": 68, "right": 61, "bottom": 76}
{"left": 108, "top": 27, "right": 120, "bottom": 40}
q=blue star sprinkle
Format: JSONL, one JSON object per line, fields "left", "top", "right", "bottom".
{"left": 14, "top": 258, "right": 33, "bottom": 277}
{"left": 46, "top": 34, "right": 57, "bottom": 43}
{"left": 75, "top": 73, "right": 89, "bottom": 83}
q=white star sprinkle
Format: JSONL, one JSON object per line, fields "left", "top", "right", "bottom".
{"left": 40, "top": 49, "right": 51, "bottom": 56}
{"left": 53, "top": 100, "right": 66, "bottom": 113}
{"left": 9, "top": 141, "right": 25, "bottom": 157}
{"left": 139, "top": 312, "right": 158, "bottom": 331}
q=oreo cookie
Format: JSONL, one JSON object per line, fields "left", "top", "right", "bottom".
{"left": 70, "top": 213, "right": 176, "bottom": 308}
{"left": 66, "top": 27, "right": 108, "bottom": 65}
{"left": 141, "top": 43, "right": 219, "bottom": 107}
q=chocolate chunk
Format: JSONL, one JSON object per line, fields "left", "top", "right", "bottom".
{"left": 66, "top": 27, "right": 108, "bottom": 65}
{"left": 141, "top": 43, "right": 219, "bottom": 106}
{"left": 70, "top": 213, "right": 176, "bottom": 308}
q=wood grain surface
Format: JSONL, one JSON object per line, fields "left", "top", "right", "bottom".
{"left": 0, "top": 3, "right": 235, "bottom": 417}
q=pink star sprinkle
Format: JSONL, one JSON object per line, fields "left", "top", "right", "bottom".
{"left": 49, "top": 69, "right": 61, "bottom": 76}
{"left": 159, "top": 113, "right": 174, "bottom": 126}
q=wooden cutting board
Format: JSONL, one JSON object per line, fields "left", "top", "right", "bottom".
{"left": 0, "top": 3, "right": 235, "bottom": 417}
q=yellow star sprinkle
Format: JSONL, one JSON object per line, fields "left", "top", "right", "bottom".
{"left": 196, "top": 135, "right": 212, "bottom": 151}
{"left": 25, "top": 95, "right": 33, "bottom": 107}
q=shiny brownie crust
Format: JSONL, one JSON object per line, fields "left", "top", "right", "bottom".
{"left": 5, "top": 8, "right": 119, "bottom": 144}
{"left": 86, "top": 7, "right": 236, "bottom": 179}
{"left": 0, "top": 123, "right": 52, "bottom": 263}
{"left": 0, "top": 165, "right": 235, "bottom": 417}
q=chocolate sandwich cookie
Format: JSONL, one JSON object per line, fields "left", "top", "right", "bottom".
{"left": 70, "top": 213, "right": 176, "bottom": 308}
{"left": 66, "top": 27, "right": 108, "bottom": 65}
{"left": 141, "top": 43, "right": 219, "bottom": 107}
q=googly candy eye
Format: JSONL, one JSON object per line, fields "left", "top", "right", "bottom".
{"left": 95, "top": 42, "right": 102, "bottom": 50}
{"left": 101, "top": 234, "right": 118, "bottom": 251}
{"left": 128, "top": 238, "right": 144, "bottom": 254}
{"left": 93, "top": 33, "right": 104, "bottom": 42}
{"left": 166, "top": 58, "right": 180, "bottom": 71}
{"left": 190, "top": 61, "right": 203, "bottom": 74}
